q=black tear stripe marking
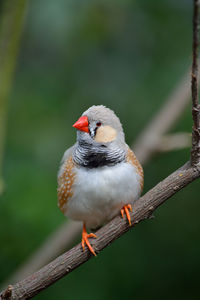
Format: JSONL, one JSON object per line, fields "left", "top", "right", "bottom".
{"left": 89, "top": 126, "right": 98, "bottom": 139}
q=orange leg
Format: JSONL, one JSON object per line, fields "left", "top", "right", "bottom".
{"left": 81, "top": 223, "right": 97, "bottom": 256}
{"left": 121, "top": 204, "right": 133, "bottom": 226}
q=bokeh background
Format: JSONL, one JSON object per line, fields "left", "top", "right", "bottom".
{"left": 1, "top": 0, "right": 200, "bottom": 299}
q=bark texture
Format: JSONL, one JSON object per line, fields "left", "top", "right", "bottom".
{"left": 1, "top": 1, "right": 200, "bottom": 299}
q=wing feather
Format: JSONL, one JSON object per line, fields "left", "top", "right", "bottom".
{"left": 57, "top": 146, "right": 76, "bottom": 213}
{"left": 126, "top": 148, "right": 144, "bottom": 191}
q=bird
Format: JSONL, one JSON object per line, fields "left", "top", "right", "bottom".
{"left": 57, "top": 105, "right": 144, "bottom": 256}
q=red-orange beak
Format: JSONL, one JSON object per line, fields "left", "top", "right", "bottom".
{"left": 72, "top": 115, "right": 89, "bottom": 133}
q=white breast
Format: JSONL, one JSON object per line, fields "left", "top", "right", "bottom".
{"left": 65, "top": 162, "right": 142, "bottom": 229}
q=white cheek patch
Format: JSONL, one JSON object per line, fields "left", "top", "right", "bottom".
{"left": 94, "top": 126, "right": 117, "bottom": 143}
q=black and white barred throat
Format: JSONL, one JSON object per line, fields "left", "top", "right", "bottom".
{"left": 73, "top": 140, "right": 126, "bottom": 168}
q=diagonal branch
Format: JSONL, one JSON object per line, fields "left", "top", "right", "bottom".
{"left": 1, "top": 1, "right": 200, "bottom": 299}
{"left": 1, "top": 162, "right": 200, "bottom": 300}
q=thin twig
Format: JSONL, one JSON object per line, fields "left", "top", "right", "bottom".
{"left": 157, "top": 132, "right": 191, "bottom": 152}
{"left": 191, "top": 0, "right": 200, "bottom": 165}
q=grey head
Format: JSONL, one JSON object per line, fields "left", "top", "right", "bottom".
{"left": 73, "top": 105, "right": 127, "bottom": 168}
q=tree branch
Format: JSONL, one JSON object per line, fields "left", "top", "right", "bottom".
{"left": 191, "top": 0, "right": 200, "bottom": 165}
{"left": 1, "top": 162, "right": 200, "bottom": 300}
{"left": 1, "top": 1, "right": 200, "bottom": 299}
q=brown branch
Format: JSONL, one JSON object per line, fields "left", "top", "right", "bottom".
{"left": 1, "top": 161, "right": 200, "bottom": 300}
{"left": 1, "top": 1, "right": 200, "bottom": 299}
{"left": 191, "top": 0, "right": 200, "bottom": 165}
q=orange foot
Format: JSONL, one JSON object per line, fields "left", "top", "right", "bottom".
{"left": 121, "top": 204, "right": 133, "bottom": 226}
{"left": 82, "top": 223, "right": 97, "bottom": 256}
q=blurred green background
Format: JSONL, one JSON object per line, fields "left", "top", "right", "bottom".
{"left": 1, "top": 0, "right": 200, "bottom": 299}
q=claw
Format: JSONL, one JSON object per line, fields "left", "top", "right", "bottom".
{"left": 121, "top": 204, "right": 132, "bottom": 226}
{"left": 82, "top": 224, "right": 97, "bottom": 256}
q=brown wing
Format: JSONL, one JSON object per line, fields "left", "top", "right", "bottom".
{"left": 57, "top": 154, "right": 76, "bottom": 213}
{"left": 126, "top": 148, "right": 144, "bottom": 191}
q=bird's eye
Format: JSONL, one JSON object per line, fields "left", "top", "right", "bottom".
{"left": 96, "top": 122, "right": 101, "bottom": 127}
